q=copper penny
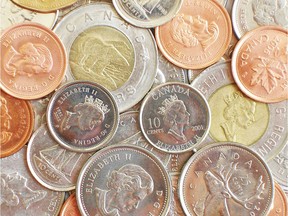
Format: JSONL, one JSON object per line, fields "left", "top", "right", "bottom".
{"left": 0, "top": 90, "right": 34, "bottom": 158}
{"left": 59, "top": 193, "right": 81, "bottom": 216}
{"left": 155, "top": 0, "right": 232, "bottom": 69}
{"left": 268, "top": 182, "right": 287, "bottom": 216}
{"left": 0, "top": 23, "right": 66, "bottom": 100}
{"left": 232, "top": 26, "right": 288, "bottom": 103}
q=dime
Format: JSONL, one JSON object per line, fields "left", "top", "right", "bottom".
{"left": 0, "top": 146, "right": 65, "bottom": 215}
{"left": 27, "top": 124, "right": 93, "bottom": 191}
{"left": 53, "top": 3, "right": 158, "bottom": 112}
{"left": 140, "top": 82, "right": 211, "bottom": 153}
{"left": 0, "top": 90, "right": 34, "bottom": 158}
{"left": 268, "top": 182, "right": 287, "bottom": 216}
{"left": 155, "top": 0, "right": 232, "bottom": 69}
{"left": 0, "top": 0, "right": 58, "bottom": 32}
{"left": 76, "top": 145, "right": 171, "bottom": 216}
{"left": 232, "top": 26, "right": 288, "bottom": 103}
{"left": 112, "top": 0, "right": 183, "bottom": 28}
{"left": 191, "top": 60, "right": 287, "bottom": 161}
{"left": 232, "top": 0, "right": 288, "bottom": 39}
{"left": 47, "top": 81, "right": 119, "bottom": 152}
{"left": 179, "top": 142, "right": 274, "bottom": 216}
{"left": 0, "top": 23, "right": 66, "bottom": 100}
{"left": 59, "top": 193, "right": 81, "bottom": 216}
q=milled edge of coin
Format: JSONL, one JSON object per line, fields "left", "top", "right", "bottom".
{"left": 231, "top": 0, "right": 244, "bottom": 39}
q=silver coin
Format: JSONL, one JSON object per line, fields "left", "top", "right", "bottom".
{"left": 27, "top": 124, "right": 93, "bottom": 191}
{"left": 57, "top": 0, "right": 89, "bottom": 21}
{"left": 0, "top": 146, "right": 65, "bottom": 216}
{"left": 53, "top": 3, "right": 158, "bottom": 112}
{"left": 190, "top": 60, "right": 288, "bottom": 161}
{"left": 232, "top": 0, "right": 288, "bottom": 39}
{"left": 112, "top": 0, "right": 183, "bottom": 28}
{"left": 179, "top": 142, "right": 274, "bottom": 216}
{"left": 46, "top": 81, "right": 119, "bottom": 152}
{"left": 0, "top": 0, "right": 58, "bottom": 32}
{"left": 140, "top": 82, "right": 211, "bottom": 153}
{"left": 76, "top": 144, "right": 172, "bottom": 216}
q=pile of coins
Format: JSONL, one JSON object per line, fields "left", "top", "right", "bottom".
{"left": 1, "top": 0, "right": 287, "bottom": 215}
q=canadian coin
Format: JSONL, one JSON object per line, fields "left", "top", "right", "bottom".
{"left": 57, "top": 0, "right": 88, "bottom": 21}
{"left": 232, "top": 0, "right": 288, "bottom": 39}
{"left": 0, "top": 23, "right": 66, "bottom": 100}
{"left": 140, "top": 82, "right": 211, "bottom": 153}
{"left": 0, "top": 146, "right": 65, "bottom": 216}
{"left": 27, "top": 124, "right": 93, "bottom": 191}
{"left": 155, "top": 0, "right": 232, "bottom": 69}
{"left": 76, "top": 145, "right": 171, "bottom": 216}
{"left": 179, "top": 142, "right": 274, "bottom": 216}
{"left": 232, "top": 26, "right": 288, "bottom": 103}
{"left": 53, "top": 3, "right": 158, "bottom": 112}
{"left": 268, "top": 182, "right": 287, "bottom": 216}
{"left": 0, "top": 0, "right": 58, "bottom": 32}
{"left": 59, "top": 193, "right": 81, "bottom": 216}
{"left": 112, "top": 0, "right": 183, "bottom": 28}
{"left": 191, "top": 60, "right": 287, "bottom": 161}
{"left": 0, "top": 90, "right": 34, "bottom": 158}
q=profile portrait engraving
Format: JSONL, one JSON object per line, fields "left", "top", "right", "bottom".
{"left": 94, "top": 164, "right": 154, "bottom": 215}
{"left": 0, "top": 96, "right": 12, "bottom": 145}
{"left": 158, "top": 94, "right": 190, "bottom": 143}
{"left": 0, "top": 172, "right": 47, "bottom": 209}
{"left": 60, "top": 95, "right": 109, "bottom": 132}
{"left": 170, "top": 14, "right": 219, "bottom": 50}
{"left": 4, "top": 43, "right": 53, "bottom": 77}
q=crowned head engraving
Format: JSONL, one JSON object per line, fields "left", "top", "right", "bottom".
{"left": 0, "top": 96, "right": 12, "bottom": 145}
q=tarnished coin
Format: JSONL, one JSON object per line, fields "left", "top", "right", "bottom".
{"left": 140, "top": 82, "right": 211, "bottom": 153}
{"left": 112, "top": 0, "right": 183, "bottom": 28}
{"left": 191, "top": 61, "right": 287, "bottom": 161}
{"left": 0, "top": 90, "right": 34, "bottom": 158}
{"left": 59, "top": 193, "right": 81, "bottom": 216}
{"left": 53, "top": 3, "right": 158, "bottom": 112}
{"left": 155, "top": 0, "right": 232, "bottom": 69}
{"left": 11, "top": 0, "right": 77, "bottom": 12}
{"left": 179, "top": 142, "right": 274, "bottom": 216}
{"left": 0, "top": 23, "right": 66, "bottom": 100}
{"left": 232, "top": 26, "right": 288, "bottom": 103}
{"left": 47, "top": 81, "right": 119, "bottom": 152}
{"left": 0, "top": 0, "right": 58, "bottom": 32}
{"left": 0, "top": 146, "right": 65, "bottom": 216}
{"left": 76, "top": 145, "right": 171, "bottom": 216}
{"left": 27, "top": 124, "right": 93, "bottom": 191}
{"left": 268, "top": 182, "right": 287, "bottom": 216}
{"left": 232, "top": 0, "right": 288, "bottom": 39}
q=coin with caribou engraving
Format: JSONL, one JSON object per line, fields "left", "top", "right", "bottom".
{"left": 179, "top": 142, "right": 274, "bottom": 216}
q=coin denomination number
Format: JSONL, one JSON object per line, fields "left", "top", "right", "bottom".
{"left": 148, "top": 117, "right": 161, "bottom": 129}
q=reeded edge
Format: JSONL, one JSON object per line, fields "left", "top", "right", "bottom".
{"left": 46, "top": 80, "right": 119, "bottom": 153}
{"left": 0, "top": 22, "right": 67, "bottom": 100}
{"left": 139, "top": 82, "right": 211, "bottom": 154}
{"left": 231, "top": 26, "right": 288, "bottom": 103}
{"left": 76, "top": 144, "right": 172, "bottom": 216}
{"left": 178, "top": 142, "right": 275, "bottom": 216}
{"left": 231, "top": 0, "right": 243, "bottom": 39}
{"left": 27, "top": 124, "right": 76, "bottom": 191}
{"left": 112, "top": 0, "right": 184, "bottom": 28}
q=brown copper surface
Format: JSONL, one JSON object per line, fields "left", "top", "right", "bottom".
{"left": 0, "top": 90, "right": 34, "bottom": 158}
{"left": 232, "top": 26, "right": 288, "bottom": 103}
{"left": 59, "top": 193, "right": 81, "bottom": 216}
{"left": 0, "top": 23, "right": 66, "bottom": 99}
{"left": 268, "top": 182, "right": 288, "bottom": 216}
{"left": 155, "top": 0, "right": 232, "bottom": 69}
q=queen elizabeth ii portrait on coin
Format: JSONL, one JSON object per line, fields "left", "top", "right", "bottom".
{"left": 0, "top": 96, "right": 12, "bottom": 145}
{"left": 94, "top": 164, "right": 154, "bottom": 216}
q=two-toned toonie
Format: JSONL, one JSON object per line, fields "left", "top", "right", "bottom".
{"left": 140, "top": 82, "right": 211, "bottom": 153}
{"left": 76, "top": 145, "right": 171, "bottom": 216}
{"left": 112, "top": 0, "right": 183, "bottom": 28}
{"left": 191, "top": 60, "right": 287, "bottom": 161}
{"left": 0, "top": 23, "right": 66, "bottom": 100}
{"left": 53, "top": 3, "right": 158, "bottom": 112}
{"left": 46, "top": 81, "right": 119, "bottom": 152}
{"left": 179, "top": 142, "right": 274, "bottom": 216}
{"left": 0, "top": 146, "right": 65, "bottom": 216}
{"left": 232, "top": 26, "right": 288, "bottom": 103}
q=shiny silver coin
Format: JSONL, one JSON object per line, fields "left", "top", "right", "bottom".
{"left": 76, "top": 144, "right": 171, "bottom": 216}
{"left": 46, "top": 81, "right": 119, "bottom": 152}
{"left": 0, "top": 146, "right": 65, "bottom": 216}
{"left": 27, "top": 124, "right": 93, "bottom": 191}
{"left": 53, "top": 3, "right": 158, "bottom": 112}
{"left": 179, "top": 142, "right": 274, "bottom": 216}
{"left": 140, "top": 82, "right": 211, "bottom": 153}
{"left": 112, "top": 0, "right": 183, "bottom": 28}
